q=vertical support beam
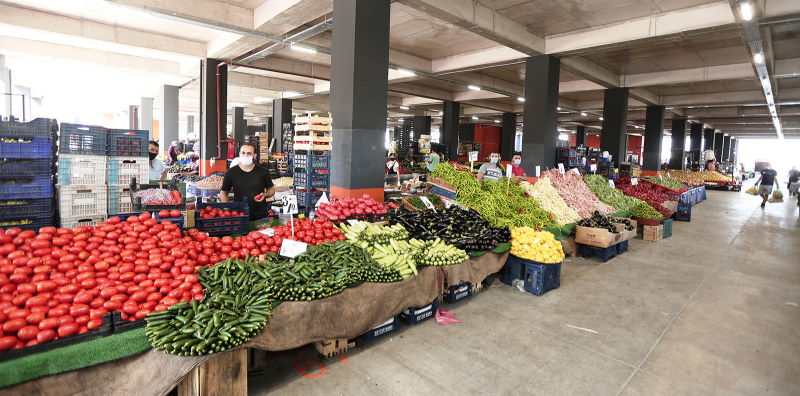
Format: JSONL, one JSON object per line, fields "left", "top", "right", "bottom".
{"left": 199, "top": 58, "right": 228, "bottom": 175}
{"left": 272, "top": 99, "right": 292, "bottom": 154}
{"left": 129, "top": 105, "right": 139, "bottom": 129}
{"left": 721, "top": 135, "right": 731, "bottom": 162}
{"left": 159, "top": 85, "right": 180, "bottom": 150}
{"left": 521, "top": 55, "right": 560, "bottom": 172}
{"left": 575, "top": 125, "right": 586, "bottom": 147}
{"left": 233, "top": 107, "right": 246, "bottom": 145}
{"left": 642, "top": 105, "right": 665, "bottom": 173}
{"left": 689, "top": 123, "right": 703, "bottom": 164}
{"left": 731, "top": 138, "right": 738, "bottom": 165}
{"left": 412, "top": 116, "right": 431, "bottom": 140}
{"left": 600, "top": 88, "right": 629, "bottom": 165}
{"left": 713, "top": 131, "right": 724, "bottom": 161}
{"left": 703, "top": 127, "right": 715, "bottom": 151}
{"left": 329, "top": 0, "right": 390, "bottom": 202}
{"left": 441, "top": 101, "right": 460, "bottom": 159}
{"left": 140, "top": 97, "right": 154, "bottom": 136}
{"left": 187, "top": 115, "right": 194, "bottom": 135}
{"left": 500, "top": 112, "right": 516, "bottom": 160}
{"left": 669, "top": 118, "right": 687, "bottom": 170}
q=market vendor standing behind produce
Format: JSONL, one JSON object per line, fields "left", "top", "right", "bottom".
{"left": 427, "top": 146, "right": 441, "bottom": 172}
{"left": 477, "top": 152, "right": 503, "bottom": 181}
{"left": 507, "top": 152, "right": 527, "bottom": 178}
{"left": 220, "top": 143, "right": 276, "bottom": 220}
{"left": 149, "top": 140, "right": 166, "bottom": 180}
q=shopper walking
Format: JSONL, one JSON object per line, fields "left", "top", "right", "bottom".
{"left": 148, "top": 140, "right": 166, "bottom": 181}
{"left": 427, "top": 146, "right": 441, "bottom": 172}
{"left": 755, "top": 163, "right": 779, "bottom": 208}
{"left": 507, "top": 152, "right": 527, "bottom": 179}
{"left": 477, "top": 152, "right": 503, "bottom": 181}
{"left": 168, "top": 141, "right": 181, "bottom": 164}
{"left": 220, "top": 143, "right": 275, "bottom": 220}
{"left": 788, "top": 166, "right": 799, "bottom": 197}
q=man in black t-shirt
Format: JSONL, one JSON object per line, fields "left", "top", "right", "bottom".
{"left": 756, "top": 163, "right": 779, "bottom": 208}
{"left": 220, "top": 143, "right": 275, "bottom": 220}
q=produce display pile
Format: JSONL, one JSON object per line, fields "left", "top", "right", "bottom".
{"left": 134, "top": 189, "right": 182, "bottom": 205}
{"left": 431, "top": 163, "right": 556, "bottom": 229}
{"left": 165, "top": 164, "right": 193, "bottom": 174}
{"left": 405, "top": 194, "right": 443, "bottom": 210}
{"left": 519, "top": 179, "right": 581, "bottom": 226}
{"left": 577, "top": 213, "right": 633, "bottom": 232}
{"left": 391, "top": 207, "right": 510, "bottom": 252}
{"left": 192, "top": 175, "right": 224, "bottom": 190}
{"left": 510, "top": 228, "right": 564, "bottom": 264}
{"left": 642, "top": 176, "right": 687, "bottom": 193}
{"left": 272, "top": 177, "right": 293, "bottom": 187}
{"left": 198, "top": 206, "right": 245, "bottom": 219}
{"left": 631, "top": 202, "right": 663, "bottom": 219}
{"left": 315, "top": 195, "right": 389, "bottom": 221}
{"left": 583, "top": 175, "right": 645, "bottom": 212}
{"left": 615, "top": 183, "right": 675, "bottom": 218}
{"left": 667, "top": 170, "right": 732, "bottom": 183}
{"left": 542, "top": 169, "right": 616, "bottom": 217}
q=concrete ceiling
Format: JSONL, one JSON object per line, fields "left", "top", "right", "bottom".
{"left": 0, "top": 0, "right": 798, "bottom": 139}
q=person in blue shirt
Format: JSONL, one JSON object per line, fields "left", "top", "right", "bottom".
{"left": 149, "top": 140, "right": 166, "bottom": 180}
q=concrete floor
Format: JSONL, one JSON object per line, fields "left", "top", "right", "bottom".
{"left": 249, "top": 187, "right": 800, "bottom": 396}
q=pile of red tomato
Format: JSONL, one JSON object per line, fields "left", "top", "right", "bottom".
{"left": 315, "top": 194, "right": 389, "bottom": 221}
{"left": 157, "top": 209, "right": 182, "bottom": 218}
{"left": 198, "top": 206, "right": 245, "bottom": 219}
{"left": 0, "top": 214, "right": 344, "bottom": 352}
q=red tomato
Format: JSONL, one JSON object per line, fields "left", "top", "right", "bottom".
{"left": 39, "top": 317, "right": 59, "bottom": 330}
{"left": 0, "top": 336, "right": 17, "bottom": 351}
{"left": 36, "top": 329, "right": 56, "bottom": 343}
{"left": 57, "top": 322, "right": 79, "bottom": 337}
{"left": 3, "top": 318, "right": 26, "bottom": 333}
{"left": 169, "top": 210, "right": 181, "bottom": 217}
{"left": 69, "top": 304, "right": 90, "bottom": 317}
{"left": 26, "top": 311, "right": 45, "bottom": 325}
{"left": 17, "top": 326, "right": 39, "bottom": 341}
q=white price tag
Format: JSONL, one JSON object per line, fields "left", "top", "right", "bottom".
{"left": 558, "top": 163, "right": 565, "bottom": 174}
{"left": 281, "top": 195, "right": 298, "bottom": 215}
{"left": 609, "top": 180, "right": 616, "bottom": 188}
{"left": 347, "top": 219, "right": 360, "bottom": 226}
{"left": 535, "top": 166, "right": 541, "bottom": 177}
{"left": 590, "top": 164, "right": 597, "bottom": 172}
{"left": 315, "top": 192, "right": 329, "bottom": 207}
{"left": 419, "top": 196, "right": 436, "bottom": 211}
{"left": 258, "top": 228, "right": 275, "bottom": 237}
{"left": 631, "top": 178, "right": 639, "bottom": 186}
{"left": 468, "top": 151, "right": 478, "bottom": 162}
{"left": 505, "top": 164, "right": 513, "bottom": 178}
{"left": 279, "top": 239, "right": 307, "bottom": 258}
{"left": 582, "top": 157, "right": 587, "bottom": 165}
{"left": 570, "top": 168, "right": 580, "bottom": 175}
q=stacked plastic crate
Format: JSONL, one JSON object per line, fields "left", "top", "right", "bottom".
{"left": 292, "top": 114, "right": 332, "bottom": 212}
{"left": 57, "top": 123, "right": 109, "bottom": 228}
{"left": 106, "top": 129, "right": 149, "bottom": 217}
{"left": 0, "top": 118, "right": 57, "bottom": 230}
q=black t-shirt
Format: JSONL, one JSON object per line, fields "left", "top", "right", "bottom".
{"left": 761, "top": 169, "right": 777, "bottom": 186}
{"left": 221, "top": 164, "right": 274, "bottom": 220}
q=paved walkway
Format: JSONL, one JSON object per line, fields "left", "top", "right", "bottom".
{"left": 249, "top": 186, "right": 800, "bottom": 395}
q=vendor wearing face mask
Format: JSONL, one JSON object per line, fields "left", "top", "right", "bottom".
{"left": 508, "top": 152, "right": 527, "bottom": 178}
{"left": 148, "top": 140, "right": 166, "bottom": 181}
{"left": 220, "top": 143, "right": 275, "bottom": 220}
{"left": 477, "top": 152, "right": 503, "bottom": 181}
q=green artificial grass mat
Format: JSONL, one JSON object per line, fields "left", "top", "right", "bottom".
{"left": 0, "top": 328, "right": 151, "bottom": 389}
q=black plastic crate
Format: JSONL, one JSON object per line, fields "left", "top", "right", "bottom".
{"left": 0, "top": 137, "right": 54, "bottom": 159}
{"left": 195, "top": 200, "right": 250, "bottom": 236}
{"left": 107, "top": 129, "right": 148, "bottom": 157}
{"left": 130, "top": 177, "right": 186, "bottom": 211}
{"left": 674, "top": 208, "right": 691, "bottom": 222}
{"left": 293, "top": 172, "right": 329, "bottom": 189}
{"left": 297, "top": 189, "right": 324, "bottom": 208}
{"left": 0, "top": 176, "right": 53, "bottom": 200}
{"left": 580, "top": 243, "right": 622, "bottom": 262}
{"left": 0, "top": 118, "right": 57, "bottom": 139}
{"left": 501, "top": 255, "right": 526, "bottom": 285}
{"left": 154, "top": 212, "right": 185, "bottom": 229}
{"left": 0, "top": 197, "right": 53, "bottom": 218}
{"left": 109, "top": 311, "right": 147, "bottom": 333}
{"left": 293, "top": 152, "right": 330, "bottom": 171}
{"left": 0, "top": 159, "right": 53, "bottom": 178}
{"left": 360, "top": 316, "right": 399, "bottom": 341}
{"left": 444, "top": 281, "right": 473, "bottom": 303}
{"left": 0, "top": 214, "right": 55, "bottom": 231}
{"left": 506, "top": 255, "right": 561, "bottom": 296}
{"left": 616, "top": 240, "right": 629, "bottom": 253}
{"left": 0, "top": 312, "right": 113, "bottom": 363}
{"left": 59, "top": 123, "right": 107, "bottom": 155}
{"left": 399, "top": 299, "right": 438, "bottom": 326}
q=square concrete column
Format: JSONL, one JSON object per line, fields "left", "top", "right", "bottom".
{"left": 272, "top": 99, "right": 292, "bottom": 154}
{"left": 500, "top": 112, "right": 516, "bottom": 160}
{"left": 159, "top": 85, "right": 179, "bottom": 150}
{"left": 412, "top": 116, "right": 431, "bottom": 141}
{"left": 233, "top": 107, "right": 246, "bottom": 145}
{"left": 689, "top": 123, "right": 703, "bottom": 164}
{"left": 140, "top": 97, "right": 153, "bottom": 136}
{"left": 329, "top": 0, "right": 390, "bottom": 201}
{"left": 721, "top": 135, "right": 731, "bottom": 162}
{"left": 521, "top": 55, "right": 560, "bottom": 172}
{"left": 642, "top": 105, "right": 665, "bottom": 172}
{"left": 714, "top": 131, "right": 724, "bottom": 161}
{"left": 669, "top": 118, "right": 687, "bottom": 170}
{"left": 129, "top": 105, "right": 139, "bottom": 129}
{"left": 600, "top": 88, "right": 629, "bottom": 165}
{"left": 731, "top": 138, "right": 738, "bottom": 165}
{"left": 441, "top": 101, "right": 459, "bottom": 159}
{"left": 576, "top": 125, "right": 587, "bottom": 147}
{"left": 703, "top": 127, "right": 715, "bottom": 152}
{"left": 199, "top": 58, "right": 228, "bottom": 175}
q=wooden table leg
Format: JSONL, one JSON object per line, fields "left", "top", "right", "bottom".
{"left": 177, "top": 349, "right": 247, "bottom": 396}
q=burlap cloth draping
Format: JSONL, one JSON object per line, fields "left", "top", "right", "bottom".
{"left": 439, "top": 251, "right": 509, "bottom": 287}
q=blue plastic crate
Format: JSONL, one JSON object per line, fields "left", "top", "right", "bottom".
{"left": 360, "top": 316, "right": 399, "bottom": 341}
{"left": 0, "top": 214, "right": 55, "bottom": 231}
{"left": 699, "top": 186, "right": 706, "bottom": 201}
{"left": 674, "top": 206, "right": 692, "bottom": 222}
{"left": 0, "top": 159, "right": 52, "bottom": 178}
{"left": 108, "top": 212, "right": 144, "bottom": 221}
{"left": 661, "top": 219, "right": 673, "bottom": 238}
{"left": 293, "top": 172, "right": 329, "bottom": 189}
{"left": 154, "top": 213, "right": 184, "bottom": 229}
{"left": 0, "top": 137, "right": 53, "bottom": 159}
{"left": 59, "top": 123, "right": 107, "bottom": 155}
{"left": 292, "top": 152, "right": 330, "bottom": 171}
{"left": 501, "top": 255, "right": 526, "bottom": 285}
{"left": 0, "top": 118, "right": 56, "bottom": 139}
{"left": 581, "top": 243, "right": 621, "bottom": 262}
{"left": 431, "top": 185, "right": 457, "bottom": 200}
{"left": 107, "top": 129, "right": 148, "bottom": 157}
{"left": 506, "top": 255, "right": 561, "bottom": 296}
{"left": 399, "top": 299, "right": 439, "bottom": 326}
{"left": 0, "top": 198, "right": 53, "bottom": 218}
{"left": 616, "top": 239, "right": 629, "bottom": 253}
{"left": 0, "top": 177, "right": 53, "bottom": 200}
{"left": 195, "top": 200, "right": 250, "bottom": 236}
{"left": 297, "top": 189, "right": 324, "bottom": 208}
{"left": 444, "top": 281, "right": 473, "bottom": 303}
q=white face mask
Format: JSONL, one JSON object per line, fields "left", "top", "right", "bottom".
{"left": 238, "top": 156, "right": 253, "bottom": 166}
{"left": 513, "top": 159, "right": 521, "bottom": 165}
{"left": 490, "top": 157, "right": 499, "bottom": 164}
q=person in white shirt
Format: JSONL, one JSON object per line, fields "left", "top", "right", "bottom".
{"left": 477, "top": 152, "right": 503, "bottom": 181}
{"left": 148, "top": 140, "right": 166, "bottom": 181}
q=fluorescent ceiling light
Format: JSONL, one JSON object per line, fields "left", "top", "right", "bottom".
{"left": 400, "top": 106, "right": 409, "bottom": 110}
{"left": 253, "top": 97, "right": 271, "bottom": 104}
{"left": 753, "top": 53, "right": 764, "bottom": 64}
{"left": 290, "top": 44, "right": 317, "bottom": 54}
{"left": 398, "top": 118, "right": 404, "bottom": 121}
{"left": 740, "top": 2, "right": 753, "bottom": 21}
{"left": 557, "top": 107, "right": 562, "bottom": 111}
{"left": 396, "top": 69, "right": 416, "bottom": 77}
{"left": 580, "top": 112, "right": 587, "bottom": 116}
{"left": 471, "top": 116, "right": 478, "bottom": 120}
{"left": 494, "top": 120, "right": 500, "bottom": 123}
{"left": 517, "top": 97, "right": 525, "bottom": 102}
{"left": 244, "top": 112, "right": 254, "bottom": 116}
{"left": 228, "top": 102, "right": 245, "bottom": 107}
{"left": 599, "top": 117, "right": 604, "bottom": 121}
{"left": 282, "top": 91, "right": 302, "bottom": 98}
{"left": 468, "top": 85, "right": 481, "bottom": 91}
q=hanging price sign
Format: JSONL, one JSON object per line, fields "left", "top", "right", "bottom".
{"left": 281, "top": 195, "right": 298, "bottom": 214}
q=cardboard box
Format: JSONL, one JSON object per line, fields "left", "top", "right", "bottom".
{"left": 613, "top": 218, "right": 638, "bottom": 241}
{"left": 575, "top": 225, "right": 624, "bottom": 248}
{"left": 642, "top": 225, "right": 663, "bottom": 242}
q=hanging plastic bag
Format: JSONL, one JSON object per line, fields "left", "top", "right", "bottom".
{"left": 745, "top": 186, "right": 758, "bottom": 195}
{"left": 769, "top": 190, "right": 783, "bottom": 202}
{"left": 435, "top": 309, "right": 461, "bottom": 325}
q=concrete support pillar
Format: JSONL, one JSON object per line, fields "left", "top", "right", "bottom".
{"left": 722, "top": 135, "right": 731, "bottom": 162}
{"left": 642, "top": 105, "right": 665, "bottom": 172}
{"left": 500, "top": 112, "right": 516, "bottom": 160}
{"left": 521, "top": 55, "right": 560, "bottom": 172}
{"left": 714, "top": 131, "right": 724, "bottom": 161}
{"left": 600, "top": 88, "right": 630, "bottom": 166}
{"left": 129, "top": 105, "right": 139, "bottom": 129}
{"left": 576, "top": 125, "right": 587, "bottom": 147}
{"left": 199, "top": 58, "right": 227, "bottom": 175}
{"left": 272, "top": 99, "right": 291, "bottom": 154}
{"left": 689, "top": 123, "right": 703, "bottom": 164}
{"left": 731, "top": 139, "right": 738, "bottom": 165}
{"left": 140, "top": 97, "right": 153, "bottom": 137}
{"left": 329, "top": 0, "right": 390, "bottom": 201}
{"left": 441, "top": 101, "right": 460, "bottom": 160}
{"left": 703, "top": 128, "right": 715, "bottom": 152}
{"left": 412, "top": 116, "right": 431, "bottom": 141}
{"left": 669, "top": 118, "right": 687, "bottom": 170}
{"left": 159, "top": 84, "right": 179, "bottom": 150}
{"left": 187, "top": 115, "right": 194, "bottom": 137}
{"left": 232, "top": 107, "right": 246, "bottom": 145}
